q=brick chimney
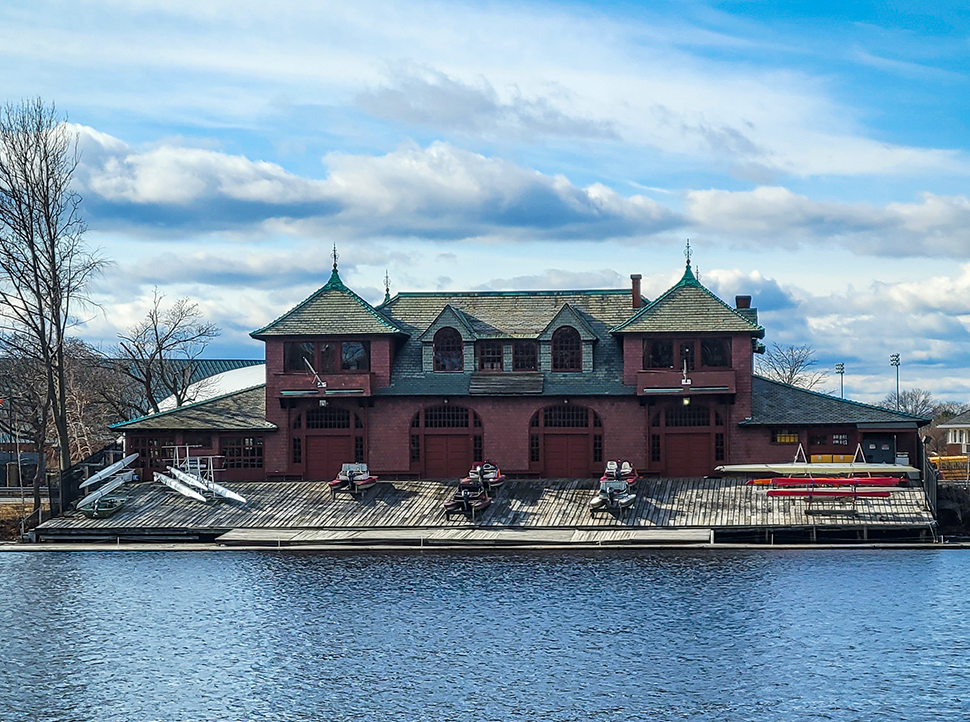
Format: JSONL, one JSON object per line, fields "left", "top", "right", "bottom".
{"left": 735, "top": 295, "right": 751, "bottom": 309}
{"left": 631, "top": 274, "right": 642, "bottom": 309}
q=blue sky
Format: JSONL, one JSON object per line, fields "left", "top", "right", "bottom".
{"left": 3, "top": 0, "right": 970, "bottom": 403}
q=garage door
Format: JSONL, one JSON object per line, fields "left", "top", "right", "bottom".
{"left": 425, "top": 436, "right": 470, "bottom": 478}
{"left": 544, "top": 434, "right": 591, "bottom": 478}
{"left": 306, "top": 436, "right": 354, "bottom": 481}
{"left": 665, "top": 433, "right": 712, "bottom": 478}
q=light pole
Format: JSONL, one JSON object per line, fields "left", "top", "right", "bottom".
{"left": 835, "top": 363, "right": 844, "bottom": 399}
{"left": 890, "top": 353, "right": 900, "bottom": 410}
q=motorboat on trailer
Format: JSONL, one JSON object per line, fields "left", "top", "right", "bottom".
{"left": 330, "top": 463, "right": 378, "bottom": 496}
{"left": 601, "top": 459, "right": 638, "bottom": 487}
{"left": 462, "top": 461, "right": 506, "bottom": 491}
{"left": 590, "top": 478, "right": 636, "bottom": 515}
{"left": 443, "top": 478, "right": 492, "bottom": 517}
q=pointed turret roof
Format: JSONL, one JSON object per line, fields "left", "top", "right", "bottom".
{"left": 611, "top": 262, "right": 765, "bottom": 336}
{"left": 251, "top": 267, "right": 407, "bottom": 338}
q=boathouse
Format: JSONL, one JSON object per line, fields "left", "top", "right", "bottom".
{"left": 113, "top": 260, "right": 929, "bottom": 481}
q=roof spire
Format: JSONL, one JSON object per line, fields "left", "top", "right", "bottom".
{"left": 684, "top": 238, "right": 692, "bottom": 267}
{"left": 332, "top": 242, "right": 339, "bottom": 271}
{"left": 383, "top": 269, "right": 391, "bottom": 304}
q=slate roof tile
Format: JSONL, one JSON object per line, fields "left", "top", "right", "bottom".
{"left": 742, "top": 376, "right": 930, "bottom": 426}
{"left": 251, "top": 269, "right": 406, "bottom": 337}
{"left": 110, "top": 385, "right": 277, "bottom": 431}
{"left": 612, "top": 264, "right": 765, "bottom": 336}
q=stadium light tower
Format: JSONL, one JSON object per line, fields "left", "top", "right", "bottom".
{"left": 835, "top": 363, "right": 844, "bottom": 399}
{"left": 889, "top": 353, "right": 900, "bottom": 410}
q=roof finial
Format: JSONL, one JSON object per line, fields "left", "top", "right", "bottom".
{"left": 684, "top": 238, "right": 692, "bottom": 266}
{"left": 383, "top": 269, "right": 391, "bottom": 304}
{"left": 332, "top": 243, "right": 339, "bottom": 271}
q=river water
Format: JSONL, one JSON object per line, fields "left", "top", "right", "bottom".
{"left": 1, "top": 549, "right": 967, "bottom": 721}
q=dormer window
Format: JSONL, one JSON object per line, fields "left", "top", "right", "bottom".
{"left": 478, "top": 341, "right": 503, "bottom": 371}
{"left": 434, "top": 328, "right": 464, "bottom": 371}
{"left": 552, "top": 326, "right": 582, "bottom": 371}
{"left": 513, "top": 340, "right": 538, "bottom": 371}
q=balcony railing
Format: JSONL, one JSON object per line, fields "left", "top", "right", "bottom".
{"left": 276, "top": 372, "right": 372, "bottom": 397}
{"left": 636, "top": 368, "right": 736, "bottom": 396}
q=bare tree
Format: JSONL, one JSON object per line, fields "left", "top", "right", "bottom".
{"left": 922, "top": 401, "right": 970, "bottom": 456}
{"left": 62, "top": 339, "right": 126, "bottom": 461}
{"left": 0, "top": 99, "right": 105, "bottom": 511}
{"left": 0, "top": 336, "right": 49, "bottom": 510}
{"left": 755, "top": 343, "right": 827, "bottom": 390}
{"left": 880, "top": 387, "right": 935, "bottom": 418}
{"left": 113, "top": 289, "right": 220, "bottom": 415}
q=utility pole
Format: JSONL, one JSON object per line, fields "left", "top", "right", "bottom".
{"left": 835, "top": 363, "right": 844, "bottom": 399}
{"left": 890, "top": 354, "right": 900, "bottom": 410}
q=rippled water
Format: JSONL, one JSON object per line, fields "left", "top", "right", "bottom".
{"left": 1, "top": 549, "right": 968, "bottom": 721}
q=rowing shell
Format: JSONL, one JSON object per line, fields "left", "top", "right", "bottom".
{"left": 766, "top": 489, "right": 892, "bottom": 498}
{"left": 748, "top": 477, "right": 903, "bottom": 487}
{"left": 154, "top": 472, "right": 207, "bottom": 503}
{"left": 76, "top": 475, "right": 128, "bottom": 509}
{"left": 79, "top": 453, "right": 139, "bottom": 489}
{"left": 167, "top": 466, "right": 247, "bottom": 504}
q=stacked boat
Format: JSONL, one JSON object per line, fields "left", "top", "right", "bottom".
{"left": 589, "top": 460, "right": 638, "bottom": 516}
{"left": 443, "top": 461, "right": 504, "bottom": 518}
{"left": 75, "top": 453, "right": 139, "bottom": 518}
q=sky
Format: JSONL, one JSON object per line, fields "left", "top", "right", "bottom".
{"left": 3, "top": 0, "right": 970, "bottom": 404}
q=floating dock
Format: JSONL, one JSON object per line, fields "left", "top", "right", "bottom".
{"left": 32, "top": 477, "right": 937, "bottom": 546}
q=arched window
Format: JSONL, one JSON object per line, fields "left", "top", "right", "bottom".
{"left": 434, "top": 328, "right": 464, "bottom": 371}
{"left": 552, "top": 326, "right": 582, "bottom": 371}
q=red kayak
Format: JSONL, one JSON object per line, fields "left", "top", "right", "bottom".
{"left": 767, "top": 489, "right": 892, "bottom": 498}
{"left": 749, "top": 477, "right": 902, "bottom": 487}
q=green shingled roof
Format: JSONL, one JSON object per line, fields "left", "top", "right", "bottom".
{"left": 381, "top": 289, "right": 638, "bottom": 339}
{"left": 110, "top": 385, "right": 277, "bottom": 431}
{"left": 612, "top": 264, "right": 765, "bottom": 336}
{"left": 742, "top": 376, "right": 929, "bottom": 427}
{"left": 251, "top": 268, "right": 407, "bottom": 338}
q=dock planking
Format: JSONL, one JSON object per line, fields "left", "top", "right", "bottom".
{"left": 37, "top": 476, "right": 937, "bottom": 541}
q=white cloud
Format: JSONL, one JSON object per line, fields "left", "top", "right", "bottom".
{"left": 686, "top": 186, "right": 970, "bottom": 256}
{"left": 74, "top": 127, "right": 682, "bottom": 239}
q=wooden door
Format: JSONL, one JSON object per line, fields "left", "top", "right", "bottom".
{"left": 543, "top": 434, "right": 591, "bottom": 478}
{"left": 665, "top": 433, "right": 712, "bottom": 478}
{"left": 425, "top": 435, "right": 470, "bottom": 478}
{"left": 306, "top": 436, "right": 354, "bottom": 481}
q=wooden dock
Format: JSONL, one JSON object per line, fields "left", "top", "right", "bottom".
{"left": 33, "top": 477, "right": 937, "bottom": 545}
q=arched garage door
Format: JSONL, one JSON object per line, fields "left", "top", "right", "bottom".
{"left": 530, "top": 405, "right": 602, "bottom": 478}
{"left": 302, "top": 406, "right": 365, "bottom": 481}
{"left": 411, "top": 406, "right": 483, "bottom": 478}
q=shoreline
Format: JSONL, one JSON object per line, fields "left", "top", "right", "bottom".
{"left": 2, "top": 541, "right": 967, "bottom": 552}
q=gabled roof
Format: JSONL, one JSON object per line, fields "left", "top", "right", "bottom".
{"left": 938, "top": 410, "right": 970, "bottom": 428}
{"left": 377, "top": 289, "right": 638, "bottom": 396}
{"left": 251, "top": 268, "right": 407, "bottom": 338}
{"left": 417, "top": 304, "right": 480, "bottom": 342}
{"left": 741, "top": 376, "right": 930, "bottom": 427}
{"left": 538, "top": 304, "right": 598, "bottom": 341}
{"left": 110, "top": 385, "right": 277, "bottom": 432}
{"left": 612, "top": 264, "right": 765, "bottom": 337}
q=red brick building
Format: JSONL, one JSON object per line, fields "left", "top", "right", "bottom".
{"left": 114, "top": 261, "right": 928, "bottom": 480}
